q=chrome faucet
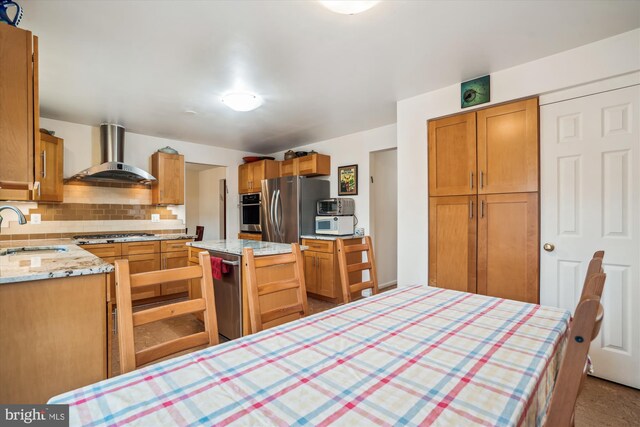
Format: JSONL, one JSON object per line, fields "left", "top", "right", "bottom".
{"left": 0, "top": 205, "right": 27, "bottom": 230}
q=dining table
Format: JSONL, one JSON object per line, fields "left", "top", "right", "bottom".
{"left": 49, "top": 285, "right": 571, "bottom": 426}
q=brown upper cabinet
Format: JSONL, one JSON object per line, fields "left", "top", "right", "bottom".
{"left": 0, "top": 25, "right": 39, "bottom": 201}
{"left": 477, "top": 98, "right": 538, "bottom": 194}
{"left": 279, "top": 154, "right": 331, "bottom": 177}
{"left": 428, "top": 112, "right": 476, "bottom": 196}
{"left": 428, "top": 98, "right": 538, "bottom": 196}
{"left": 35, "top": 132, "right": 64, "bottom": 202}
{"left": 238, "top": 159, "right": 279, "bottom": 194}
{"left": 151, "top": 152, "right": 184, "bottom": 205}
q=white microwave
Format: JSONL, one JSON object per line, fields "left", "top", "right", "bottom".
{"left": 315, "top": 215, "right": 354, "bottom": 235}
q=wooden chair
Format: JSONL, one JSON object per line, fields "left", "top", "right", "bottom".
{"left": 336, "top": 236, "right": 379, "bottom": 303}
{"left": 195, "top": 225, "right": 204, "bottom": 242}
{"left": 580, "top": 251, "right": 605, "bottom": 300}
{"left": 243, "top": 243, "right": 308, "bottom": 333}
{"left": 546, "top": 271, "right": 606, "bottom": 426}
{"left": 115, "top": 251, "right": 219, "bottom": 374}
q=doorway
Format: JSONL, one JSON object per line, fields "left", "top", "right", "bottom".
{"left": 369, "top": 148, "right": 398, "bottom": 288}
{"left": 185, "top": 163, "right": 227, "bottom": 241}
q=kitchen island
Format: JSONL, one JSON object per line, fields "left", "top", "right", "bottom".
{"left": 188, "top": 239, "right": 307, "bottom": 338}
{"left": 0, "top": 239, "right": 113, "bottom": 404}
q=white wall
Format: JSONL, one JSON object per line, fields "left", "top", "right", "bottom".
{"left": 396, "top": 29, "right": 640, "bottom": 287}
{"left": 270, "top": 124, "right": 397, "bottom": 235}
{"left": 39, "top": 117, "right": 258, "bottom": 238}
{"left": 370, "top": 148, "right": 398, "bottom": 287}
{"left": 185, "top": 168, "right": 200, "bottom": 234}
{"left": 198, "top": 167, "right": 226, "bottom": 241}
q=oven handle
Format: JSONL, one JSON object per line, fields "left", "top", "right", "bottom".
{"left": 238, "top": 202, "right": 262, "bottom": 207}
{"left": 222, "top": 260, "right": 240, "bottom": 267}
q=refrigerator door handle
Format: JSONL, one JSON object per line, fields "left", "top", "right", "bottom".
{"left": 275, "top": 189, "right": 283, "bottom": 240}
{"left": 269, "top": 189, "right": 277, "bottom": 236}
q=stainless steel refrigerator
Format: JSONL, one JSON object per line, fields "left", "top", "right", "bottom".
{"left": 261, "top": 176, "right": 329, "bottom": 243}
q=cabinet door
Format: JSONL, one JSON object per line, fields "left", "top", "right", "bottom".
{"left": 161, "top": 250, "right": 189, "bottom": 295}
{"left": 315, "top": 252, "right": 336, "bottom": 298}
{"left": 126, "top": 253, "right": 162, "bottom": 300}
{"left": 477, "top": 193, "right": 539, "bottom": 303}
{"left": 428, "top": 196, "right": 477, "bottom": 293}
{"left": 477, "top": 98, "right": 538, "bottom": 194}
{"left": 0, "top": 25, "right": 35, "bottom": 192}
{"left": 152, "top": 152, "right": 184, "bottom": 204}
{"left": 428, "top": 112, "right": 476, "bottom": 196}
{"left": 250, "top": 161, "right": 264, "bottom": 191}
{"left": 279, "top": 159, "right": 296, "bottom": 177}
{"left": 298, "top": 154, "right": 330, "bottom": 177}
{"left": 36, "top": 133, "right": 63, "bottom": 202}
{"left": 303, "top": 251, "right": 318, "bottom": 294}
{"left": 238, "top": 163, "right": 251, "bottom": 194}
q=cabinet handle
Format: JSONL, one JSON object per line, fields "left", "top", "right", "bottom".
{"left": 41, "top": 151, "right": 46, "bottom": 177}
{"left": 469, "top": 199, "right": 473, "bottom": 219}
{"left": 470, "top": 171, "right": 473, "bottom": 190}
{"left": 480, "top": 200, "right": 485, "bottom": 218}
{"left": 480, "top": 171, "right": 484, "bottom": 189}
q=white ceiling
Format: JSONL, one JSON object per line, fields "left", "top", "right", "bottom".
{"left": 22, "top": 0, "right": 640, "bottom": 154}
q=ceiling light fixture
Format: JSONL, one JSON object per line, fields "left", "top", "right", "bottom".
{"left": 221, "top": 92, "right": 263, "bottom": 112}
{"left": 319, "top": 0, "right": 379, "bottom": 15}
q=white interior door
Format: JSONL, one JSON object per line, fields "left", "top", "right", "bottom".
{"left": 540, "top": 83, "right": 640, "bottom": 388}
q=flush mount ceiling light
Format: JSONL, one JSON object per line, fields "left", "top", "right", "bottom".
{"left": 221, "top": 92, "right": 263, "bottom": 112}
{"left": 319, "top": 0, "right": 379, "bottom": 15}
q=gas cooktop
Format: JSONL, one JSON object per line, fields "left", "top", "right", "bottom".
{"left": 73, "top": 232, "right": 155, "bottom": 240}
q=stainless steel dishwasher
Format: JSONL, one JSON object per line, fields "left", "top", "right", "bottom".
{"left": 209, "top": 250, "right": 242, "bottom": 340}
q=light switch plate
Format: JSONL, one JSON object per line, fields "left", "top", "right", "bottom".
{"left": 31, "top": 214, "right": 41, "bottom": 224}
{"left": 151, "top": 214, "right": 160, "bottom": 223}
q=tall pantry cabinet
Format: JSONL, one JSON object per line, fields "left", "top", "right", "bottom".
{"left": 428, "top": 98, "right": 539, "bottom": 303}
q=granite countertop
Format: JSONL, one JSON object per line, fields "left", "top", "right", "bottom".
{"left": 188, "top": 239, "right": 308, "bottom": 256}
{"left": 301, "top": 234, "right": 358, "bottom": 241}
{"left": 74, "top": 233, "right": 195, "bottom": 245}
{"left": 0, "top": 241, "right": 114, "bottom": 284}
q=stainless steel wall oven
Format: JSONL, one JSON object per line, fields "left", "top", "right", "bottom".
{"left": 239, "top": 193, "right": 261, "bottom": 233}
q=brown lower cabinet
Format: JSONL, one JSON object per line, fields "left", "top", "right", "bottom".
{"left": 302, "top": 238, "right": 362, "bottom": 303}
{"left": 82, "top": 239, "right": 192, "bottom": 303}
{"left": 429, "top": 193, "right": 539, "bottom": 303}
{"left": 0, "top": 274, "right": 108, "bottom": 403}
{"left": 238, "top": 232, "right": 262, "bottom": 241}
{"left": 428, "top": 196, "right": 477, "bottom": 294}
{"left": 477, "top": 193, "right": 539, "bottom": 303}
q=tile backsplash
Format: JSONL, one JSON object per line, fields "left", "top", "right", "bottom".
{"left": 0, "top": 183, "right": 186, "bottom": 240}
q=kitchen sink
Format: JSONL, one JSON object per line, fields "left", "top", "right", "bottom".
{"left": 0, "top": 246, "right": 69, "bottom": 256}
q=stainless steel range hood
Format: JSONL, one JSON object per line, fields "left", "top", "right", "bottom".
{"left": 70, "top": 124, "right": 156, "bottom": 183}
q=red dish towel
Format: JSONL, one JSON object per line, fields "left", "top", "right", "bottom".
{"left": 210, "top": 256, "right": 223, "bottom": 280}
{"left": 210, "top": 256, "right": 231, "bottom": 280}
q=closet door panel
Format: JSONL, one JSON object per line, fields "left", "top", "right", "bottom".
{"left": 477, "top": 98, "right": 538, "bottom": 194}
{"left": 428, "top": 112, "right": 476, "bottom": 196}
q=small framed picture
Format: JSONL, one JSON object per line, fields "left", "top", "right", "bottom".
{"left": 461, "top": 75, "right": 490, "bottom": 108}
{"left": 338, "top": 164, "right": 358, "bottom": 196}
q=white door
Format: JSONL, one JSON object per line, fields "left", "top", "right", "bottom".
{"left": 540, "top": 83, "right": 640, "bottom": 388}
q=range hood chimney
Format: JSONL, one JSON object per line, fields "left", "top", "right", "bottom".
{"left": 71, "top": 124, "right": 156, "bottom": 183}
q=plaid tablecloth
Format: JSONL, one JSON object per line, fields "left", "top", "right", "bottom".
{"left": 49, "top": 285, "right": 570, "bottom": 426}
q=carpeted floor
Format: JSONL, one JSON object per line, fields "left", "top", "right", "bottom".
{"left": 110, "top": 293, "right": 640, "bottom": 425}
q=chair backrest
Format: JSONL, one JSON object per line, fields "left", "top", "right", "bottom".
{"left": 336, "top": 236, "right": 379, "bottom": 303}
{"left": 546, "top": 272, "right": 606, "bottom": 426}
{"left": 115, "top": 251, "right": 218, "bottom": 373}
{"left": 243, "top": 243, "right": 308, "bottom": 333}
{"left": 195, "top": 225, "right": 204, "bottom": 242}
{"left": 580, "top": 251, "right": 605, "bottom": 300}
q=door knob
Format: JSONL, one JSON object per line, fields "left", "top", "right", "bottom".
{"left": 543, "top": 243, "right": 555, "bottom": 252}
